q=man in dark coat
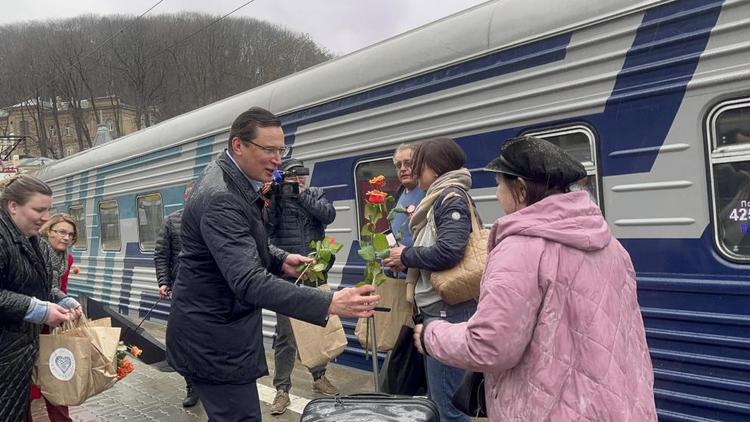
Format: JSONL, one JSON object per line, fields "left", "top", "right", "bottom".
{"left": 165, "top": 107, "right": 378, "bottom": 422}
{"left": 153, "top": 182, "right": 198, "bottom": 407}
{"left": 154, "top": 209, "right": 183, "bottom": 297}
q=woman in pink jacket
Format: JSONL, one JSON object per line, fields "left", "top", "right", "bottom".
{"left": 415, "top": 136, "right": 657, "bottom": 421}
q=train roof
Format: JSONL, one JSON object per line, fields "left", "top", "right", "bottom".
{"left": 36, "top": 0, "right": 665, "bottom": 182}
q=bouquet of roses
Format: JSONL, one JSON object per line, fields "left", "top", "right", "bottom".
{"left": 115, "top": 341, "right": 142, "bottom": 381}
{"left": 295, "top": 236, "right": 344, "bottom": 284}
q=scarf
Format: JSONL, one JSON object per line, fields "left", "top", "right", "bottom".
{"left": 408, "top": 168, "right": 472, "bottom": 238}
{"left": 406, "top": 168, "right": 472, "bottom": 288}
{"left": 44, "top": 238, "right": 68, "bottom": 288}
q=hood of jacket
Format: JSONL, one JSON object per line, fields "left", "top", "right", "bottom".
{"left": 489, "top": 191, "right": 610, "bottom": 252}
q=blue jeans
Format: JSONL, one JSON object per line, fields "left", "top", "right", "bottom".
{"left": 422, "top": 300, "right": 476, "bottom": 422}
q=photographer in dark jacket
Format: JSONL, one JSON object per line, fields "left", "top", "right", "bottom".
{"left": 165, "top": 107, "right": 379, "bottom": 422}
{"left": 265, "top": 158, "right": 338, "bottom": 415}
{"left": 153, "top": 182, "right": 198, "bottom": 407}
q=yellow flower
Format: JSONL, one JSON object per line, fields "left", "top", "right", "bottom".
{"left": 368, "top": 175, "right": 385, "bottom": 188}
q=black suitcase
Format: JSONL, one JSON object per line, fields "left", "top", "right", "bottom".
{"left": 300, "top": 393, "right": 439, "bottom": 422}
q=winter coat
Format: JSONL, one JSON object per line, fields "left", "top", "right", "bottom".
{"left": 0, "top": 209, "right": 62, "bottom": 421}
{"left": 267, "top": 186, "right": 335, "bottom": 256}
{"left": 59, "top": 254, "right": 74, "bottom": 294}
{"left": 166, "top": 151, "right": 333, "bottom": 384}
{"left": 401, "top": 187, "right": 471, "bottom": 271}
{"left": 424, "top": 191, "right": 657, "bottom": 421}
{"left": 154, "top": 209, "right": 183, "bottom": 288}
{"left": 401, "top": 186, "right": 472, "bottom": 307}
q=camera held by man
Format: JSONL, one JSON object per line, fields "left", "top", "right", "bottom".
{"left": 270, "top": 158, "right": 310, "bottom": 198}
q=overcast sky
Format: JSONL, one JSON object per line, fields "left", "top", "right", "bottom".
{"left": 0, "top": 0, "right": 489, "bottom": 55}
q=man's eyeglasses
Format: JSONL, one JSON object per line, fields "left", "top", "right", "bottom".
{"left": 394, "top": 160, "right": 412, "bottom": 169}
{"left": 246, "top": 140, "right": 288, "bottom": 157}
{"left": 51, "top": 229, "right": 75, "bottom": 238}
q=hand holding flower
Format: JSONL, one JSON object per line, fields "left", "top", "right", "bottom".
{"left": 382, "top": 245, "right": 406, "bottom": 272}
{"left": 283, "top": 254, "right": 315, "bottom": 279}
{"left": 293, "top": 237, "right": 344, "bottom": 285}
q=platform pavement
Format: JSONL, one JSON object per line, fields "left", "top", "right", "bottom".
{"left": 31, "top": 318, "right": 377, "bottom": 421}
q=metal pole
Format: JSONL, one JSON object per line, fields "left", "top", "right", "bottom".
{"left": 369, "top": 315, "right": 379, "bottom": 392}
{"left": 135, "top": 296, "right": 162, "bottom": 332}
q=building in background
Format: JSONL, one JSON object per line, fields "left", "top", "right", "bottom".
{"left": 0, "top": 96, "right": 150, "bottom": 159}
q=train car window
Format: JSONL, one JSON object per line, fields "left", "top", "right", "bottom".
{"left": 99, "top": 200, "right": 121, "bottom": 251}
{"left": 707, "top": 99, "right": 750, "bottom": 262}
{"left": 523, "top": 125, "right": 600, "bottom": 206}
{"left": 136, "top": 193, "right": 164, "bottom": 252}
{"left": 354, "top": 157, "right": 400, "bottom": 239}
{"left": 69, "top": 205, "right": 87, "bottom": 250}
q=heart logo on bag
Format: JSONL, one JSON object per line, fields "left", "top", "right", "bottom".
{"left": 49, "top": 348, "right": 76, "bottom": 381}
{"left": 55, "top": 355, "right": 72, "bottom": 374}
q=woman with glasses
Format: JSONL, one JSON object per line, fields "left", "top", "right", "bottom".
{"left": 40, "top": 214, "right": 78, "bottom": 296}
{"left": 30, "top": 214, "right": 80, "bottom": 421}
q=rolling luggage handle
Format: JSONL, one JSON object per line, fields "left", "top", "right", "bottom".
{"left": 368, "top": 314, "right": 379, "bottom": 391}
{"left": 367, "top": 307, "right": 392, "bottom": 391}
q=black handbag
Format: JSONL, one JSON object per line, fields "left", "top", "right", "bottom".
{"left": 451, "top": 371, "right": 487, "bottom": 418}
{"left": 378, "top": 325, "right": 427, "bottom": 395}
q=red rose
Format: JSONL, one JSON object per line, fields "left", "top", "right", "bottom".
{"left": 366, "top": 190, "right": 387, "bottom": 204}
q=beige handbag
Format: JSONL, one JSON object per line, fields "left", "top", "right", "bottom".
{"left": 430, "top": 192, "right": 489, "bottom": 305}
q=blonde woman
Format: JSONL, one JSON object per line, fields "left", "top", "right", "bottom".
{"left": 30, "top": 214, "right": 80, "bottom": 421}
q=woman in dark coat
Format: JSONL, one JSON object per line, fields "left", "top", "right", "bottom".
{"left": 383, "top": 138, "right": 477, "bottom": 422}
{"left": 0, "top": 175, "right": 80, "bottom": 421}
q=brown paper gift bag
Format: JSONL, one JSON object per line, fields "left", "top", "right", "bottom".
{"left": 35, "top": 317, "right": 120, "bottom": 406}
{"left": 35, "top": 334, "right": 93, "bottom": 406}
{"left": 355, "top": 276, "right": 413, "bottom": 352}
{"left": 289, "top": 284, "right": 348, "bottom": 369}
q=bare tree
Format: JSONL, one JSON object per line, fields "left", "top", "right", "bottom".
{"left": 0, "top": 13, "right": 334, "bottom": 154}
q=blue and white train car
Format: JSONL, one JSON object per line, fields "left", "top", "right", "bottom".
{"left": 36, "top": 0, "right": 750, "bottom": 419}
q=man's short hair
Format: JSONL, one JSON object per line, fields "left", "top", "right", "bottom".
{"left": 393, "top": 143, "right": 415, "bottom": 163}
{"left": 227, "top": 107, "right": 282, "bottom": 152}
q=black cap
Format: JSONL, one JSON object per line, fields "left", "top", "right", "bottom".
{"left": 280, "top": 158, "right": 304, "bottom": 172}
{"left": 485, "top": 136, "right": 587, "bottom": 189}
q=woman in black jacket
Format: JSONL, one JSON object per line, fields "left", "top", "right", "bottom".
{"left": 383, "top": 138, "right": 476, "bottom": 422}
{"left": 0, "top": 174, "right": 80, "bottom": 421}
